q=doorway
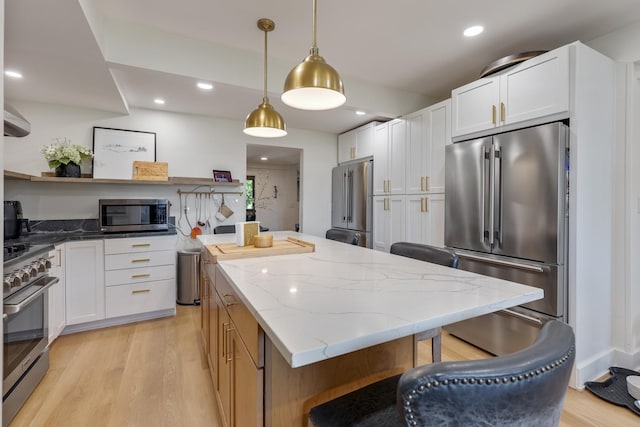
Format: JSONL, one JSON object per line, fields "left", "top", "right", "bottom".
{"left": 246, "top": 144, "right": 301, "bottom": 232}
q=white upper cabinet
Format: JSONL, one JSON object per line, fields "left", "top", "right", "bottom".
{"left": 338, "top": 122, "right": 378, "bottom": 163}
{"left": 373, "top": 119, "right": 406, "bottom": 195}
{"left": 452, "top": 46, "right": 570, "bottom": 139}
{"left": 405, "top": 99, "right": 451, "bottom": 194}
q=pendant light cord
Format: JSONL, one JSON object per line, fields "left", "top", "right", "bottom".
{"left": 263, "top": 27, "right": 269, "bottom": 103}
{"left": 311, "top": 0, "right": 318, "bottom": 55}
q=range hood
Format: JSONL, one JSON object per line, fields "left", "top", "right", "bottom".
{"left": 4, "top": 104, "right": 30, "bottom": 137}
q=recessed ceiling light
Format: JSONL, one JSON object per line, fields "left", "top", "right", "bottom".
{"left": 5, "top": 70, "right": 23, "bottom": 79}
{"left": 260, "top": 157, "right": 268, "bottom": 161}
{"left": 355, "top": 111, "right": 366, "bottom": 116}
{"left": 463, "top": 25, "right": 484, "bottom": 37}
{"left": 154, "top": 98, "right": 165, "bottom": 105}
{"left": 197, "top": 82, "right": 213, "bottom": 90}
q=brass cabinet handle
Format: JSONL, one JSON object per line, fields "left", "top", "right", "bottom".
{"left": 132, "top": 289, "right": 150, "bottom": 294}
{"left": 131, "top": 258, "right": 151, "bottom": 263}
{"left": 384, "top": 197, "right": 389, "bottom": 211}
{"left": 225, "top": 323, "right": 235, "bottom": 363}
{"left": 425, "top": 198, "right": 429, "bottom": 213}
{"left": 131, "top": 273, "right": 151, "bottom": 279}
{"left": 500, "top": 102, "right": 505, "bottom": 123}
{"left": 56, "top": 248, "right": 62, "bottom": 267}
{"left": 132, "top": 243, "right": 151, "bottom": 248}
{"left": 222, "top": 321, "right": 230, "bottom": 361}
{"left": 420, "top": 197, "right": 424, "bottom": 213}
{"left": 222, "top": 293, "right": 237, "bottom": 307}
{"left": 425, "top": 176, "right": 430, "bottom": 192}
{"left": 492, "top": 105, "right": 497, "bottom": 125}
{"left": 420, "top": 177, "right": 424, "bottom": 192}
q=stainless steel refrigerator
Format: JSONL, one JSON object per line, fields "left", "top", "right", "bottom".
{"left": 330, "top": 160, "right": 372, "bottom": 248}
{"left": 444, "top": 122, "right": 569, "bottom": 355}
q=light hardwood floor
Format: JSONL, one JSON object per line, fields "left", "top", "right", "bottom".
{"left": 9, "top": 306, "right": 638, "bottom": 426}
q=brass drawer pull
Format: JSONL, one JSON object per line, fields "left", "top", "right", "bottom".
{"left": 500, "top": 102, "right": 505, "bottom": 123}
{"left": 131, "top": 273, "right": 151, "bottom": 279}
{"left": 492, "top": 105, "right": 497, "bottom": 125}
{"left": 132, "top": 289, "right": 151, "bottom": 294}
{"left": 131, "top": 243, "right": 151, "bottom": 248}
{"left": 131, "top": 258, "right": 151, "bottom": 263}
{"left": 222, "top": 293, "right": 237, "bottom": 307}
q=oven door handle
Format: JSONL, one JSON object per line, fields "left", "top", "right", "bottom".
{"left": 3, "top": 276, "right": 59, "bottom": 315}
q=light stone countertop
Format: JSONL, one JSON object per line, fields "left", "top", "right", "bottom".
{"left": 198, "top": 231, "right": 543, "bottom": 368}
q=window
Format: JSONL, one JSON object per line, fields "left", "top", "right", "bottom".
{"left": 246, "top": 175, "right": 255, "bottom": 210}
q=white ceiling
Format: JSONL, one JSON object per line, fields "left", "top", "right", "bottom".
{"left": 5, "top": 0, "right": 640, "bottom": 138}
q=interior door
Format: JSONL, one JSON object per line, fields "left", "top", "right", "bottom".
{"left": 331, "top": 165, "right": 348, "bottom": 228}
{"left": 444, "top": 137, "right": 492, "bottom": 253}
{"left": 492, "top": 123, "right": 567, "bottom": 263}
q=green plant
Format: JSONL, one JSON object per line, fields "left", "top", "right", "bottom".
{"left": 41, "top": 137, "right": 93, "bottom": 169}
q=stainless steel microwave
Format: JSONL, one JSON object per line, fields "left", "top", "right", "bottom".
{"left": 99, "top": 199, "right": 169, "bottom": 233}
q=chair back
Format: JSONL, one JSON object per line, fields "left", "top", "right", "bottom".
{"left": 213, "top": 225, "right": 235, "bottom": 234}
{"left": 326, "top": 229, "right": 361, "bottom": 246}
{"left": 390, "top": 242, "right": 458, "bottom": 268}
{"left": 397, "top": 320, "right": 575, "bottom": 426}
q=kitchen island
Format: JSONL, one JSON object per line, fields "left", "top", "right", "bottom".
{"left": 198, "top": 232, "right": 542, "bottom": 426}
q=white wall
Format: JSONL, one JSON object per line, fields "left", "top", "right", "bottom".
{"left": 3, "top": 101, "right": 336, "bottom": 240}
{"left": 588, "top": 20, "right": 640, "bottom": 371}
{"left": 247, "top": 163, "right": 299, "bottom": 232}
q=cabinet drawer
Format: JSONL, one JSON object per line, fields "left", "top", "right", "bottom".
{"left": 106, "top": 279, "right": 175, "bottom": 318}
{"left": 104, "top": 235, "right": 177, "bottom": 254}
{"left": 105, "top": 264, "right": 175, "bottom": 286}
{"left": 215, "top": 266, "right": 264, "bottom": 368}
{"left": 105, "top": 250, "right": 176, "bottom": 271}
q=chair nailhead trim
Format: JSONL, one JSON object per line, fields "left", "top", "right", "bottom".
{"left": 401, "top": 345, "right": 575, "bottom": 424}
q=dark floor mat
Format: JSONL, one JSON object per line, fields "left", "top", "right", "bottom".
{"left": 585, "top": 367, "right": 640, "bottom": 416}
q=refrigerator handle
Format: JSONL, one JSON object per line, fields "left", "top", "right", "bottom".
{"left": 482, "top": 146, "right": 490, "bottom": 244}
{"left": 343, "top": 172, "right": 348, "bottom": 222}
{"left": 488, "top": 144, "right": 496, "bottom": 246}
{"left": 348, "top": 170, "right": 354, "bottom": 221}
{"left": 494, "top": 146, "right": 503, "bottom": 245}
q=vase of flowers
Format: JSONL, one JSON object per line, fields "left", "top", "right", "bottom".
{"left": 41, "top": 137, "right": 93, "bottom": 178}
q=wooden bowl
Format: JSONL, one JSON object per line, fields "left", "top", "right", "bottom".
{"left": 253, "top": 234, "right": 273, "bottom": 248}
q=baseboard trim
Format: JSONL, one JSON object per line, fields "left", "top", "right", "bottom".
{"left": 61, "top": 308, "right": 177, "bottom": 335}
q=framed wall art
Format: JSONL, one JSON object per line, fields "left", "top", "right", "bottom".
{"left": 92, "top": 127, "right": 156, "bottom": 179}
{"left": 213, "top": 170, "right": 233, "bottom": 183}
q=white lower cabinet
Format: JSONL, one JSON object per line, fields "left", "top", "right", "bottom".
{"left": 48, "top": 244, "right": 66, "bottom": 344}
{"left": 404, "top": 194, "right": 445, "bottom": 248}
{"left": 65, "top": 240, "right": 105, "bottom": 325}
{"left": 373, "top": 195, "right": 406, "bottom": 252}
{"left": 104, "top": 236, "right": 176, "bottom": 319}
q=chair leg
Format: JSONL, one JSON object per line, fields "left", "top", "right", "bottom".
{"left": 413, "top": 327, "right": 442, "bottom": 365}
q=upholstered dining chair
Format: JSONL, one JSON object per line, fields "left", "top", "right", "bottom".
{"left": 326, "top": 228, "right": 361, "bottom": 246}
{"left": 389, "top": 242, "right": 459, "bottom": 365}
{"left": 308, "top": 320, "right": 575, "bottom": 427}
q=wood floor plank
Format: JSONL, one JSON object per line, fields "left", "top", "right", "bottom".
{"left": 8, "top": 307, "right": 636, "bottom": 426}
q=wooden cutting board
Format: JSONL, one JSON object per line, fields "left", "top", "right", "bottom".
{"left": 205, "top": 237, "right": 315, "bottom": 263}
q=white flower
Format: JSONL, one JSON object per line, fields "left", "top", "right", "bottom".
{"left": 41, "top": 137, "right": 93, "bottom": 169}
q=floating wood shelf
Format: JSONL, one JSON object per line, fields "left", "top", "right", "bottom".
{"left": 4, "top": 170, "right": 243, "bottom": 187}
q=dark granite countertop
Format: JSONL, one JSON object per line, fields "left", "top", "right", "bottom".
{"left": 5, "top": 218, "right": 177, "bottom": 246}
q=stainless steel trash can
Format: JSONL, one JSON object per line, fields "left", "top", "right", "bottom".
{"left": 177, "top": 248, "right": 200, "bottom": 305}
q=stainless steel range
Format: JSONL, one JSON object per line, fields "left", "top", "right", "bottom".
{"left": 3, "top": 241, "right": 59, "bottom": 426}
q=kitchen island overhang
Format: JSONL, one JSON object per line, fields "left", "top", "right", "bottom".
{"left": 200, "top": 232, "right": 543, "bottom": 368}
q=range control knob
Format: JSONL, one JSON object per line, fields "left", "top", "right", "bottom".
{"left": 33, "top": 261, "right": 46, "bottom": 273}
{"left": 17, "top": 270, "right": 31, "bottom": 282}
{"left": 5, "top": 273, "right": 22, "bottom": 288}
{"left": 42, "top": 258, "right": 52, "bottom": 269}
{"left": 25, "top": 264, "right": 39, "bottom": 277}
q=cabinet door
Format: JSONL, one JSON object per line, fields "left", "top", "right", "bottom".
{"left": 48, "top": 245, "right": 66, "bottom": 344}
{"left": 388, "top": 119, "right": 406, "bottom": 194}
{"left": 372, "top": 196, "right": 388, "bottom": 251}
{"left": 231, "top": 330, "right": 264, "bottom": 427}
{"left": 338, "top": 129, "right": 356, "bottom": 163}
{"left": 65, "top": 240, "right": 105, "bottom": 325}
{"left": 405, "top": 110, "right": 426, "bottom": 194}
{"left": 427, "top": 194, "right": 445, "bottom": 248}
{"left": 500, "top": 46, "right": 569, "bottom": 126}
{"left": 208, "top": 275, "right": 216, "bottom": 381}
{"left": 426, "top": 99, "right": 451, "bottom": 194}
{"left": 215, "top": 292, "right": 232, "bottom": 427}
{"left": 355, "top": 122, "right": 375, "bottom": 159}
{"left": 200, "top": 258, "right": 209, "bottom": 351}
{"left": 373, "top": 123, "right": 389, "bottom": 195}
{"left": 389, "top": 196, "right": 406, "bottom": 249}
{"left": 404, "top": 195, "right": 426, "bottom": 244}
{"left": 451, "top": 76, "right": 500, "bottom": 138}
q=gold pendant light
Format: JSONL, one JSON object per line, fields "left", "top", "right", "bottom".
{"left": 244, "top": 18, "right": 287, "bottom": 138}
{"left": 281, "top": 0, "right": 346, "bottom": 110}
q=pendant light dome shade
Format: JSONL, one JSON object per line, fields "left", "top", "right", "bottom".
{"left": 244, "top": 18, "right": 287, "bottom": 138}
{"left": 281, "top": 51, "right": 345, "bottom": 110}
{"left": 281, "top": 0, "right": 345, "bottom": 110}
{"left": 244, "top": 100, "right": 287, "bottom": 138}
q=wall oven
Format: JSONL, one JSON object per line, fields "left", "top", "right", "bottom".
{"left": 3, "top": 242, "right": 58, "bottom": 426}
{"left": 99, "top": 199, "right": 169, "bottom": 233}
